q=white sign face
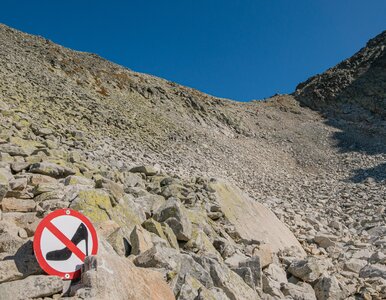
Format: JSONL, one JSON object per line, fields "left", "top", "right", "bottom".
{"left": 33, "top": 209, "right": 98, "bottom": 279}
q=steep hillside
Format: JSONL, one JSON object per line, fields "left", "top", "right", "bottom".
{"left": 0, "top": 23, "right": 385, "bottom": 299}
{"left": 295, "top": 30, "right": 386, "bottom": 116}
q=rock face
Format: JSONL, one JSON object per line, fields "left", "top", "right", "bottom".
{"left": 0, "top": 23, "right": 385, "bottom": 300}
{"left": 209, "top": 179, "right": 305, "bottom": 256}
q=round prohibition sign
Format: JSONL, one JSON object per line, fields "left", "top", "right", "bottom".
{"left": 33, "top": 209, "right": 98, "bottom": 280}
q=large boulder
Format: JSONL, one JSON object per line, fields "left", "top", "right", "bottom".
{"left": 209, "top": 179, "right": 305, "bottom": 256}
{"left": 74, "top": 240, "right": 175, "bottom": 300}
{"left": 0, "top": 275, "right": 63, "bottom": 300}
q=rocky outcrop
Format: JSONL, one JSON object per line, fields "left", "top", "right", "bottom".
{"left": 295, "top": 30, "right": 386, "bottom": 117}
{"left": 209, "top": 179, "right": 306, "bottom": 256}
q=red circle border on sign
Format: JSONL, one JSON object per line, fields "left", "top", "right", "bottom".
{"left": 33, "top": 208, "right": 98, "bottom": 280}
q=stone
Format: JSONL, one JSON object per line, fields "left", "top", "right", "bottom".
{"left": 0, "top": 144, "right": 27, "bottom": 157}
{"left": 29, "top": 162, "right": 76, "bottom": 178}
{"left": 143, "top": 218, "right": 167, "bottom": 239}
{"left": 1, "top": 198, "right": 36, "bottom": 212}
{"left": 0, "top": 240, "right": 42, "bottom": 283}
{"left": 130, "top": 225, "right": 154, "bottom": 255}
{"left": 314, "top": 275, "right": 346, "bottom": 300}
{"left": 29, "top": 173, "right": 58, "bottom": 186}
{"left": 0, "top": 275, "right": 63, "bottom": 300}
{"left": 344, "top": 258, "right": 367, "bottom": 273}
{"left": 70, "top": 189, "right": 112, "bottom": 222}
{"left": 287, "top": 257, "right": 326, "bottom": 282}
{"left": 262, "top": 274, "right": 285, "bottom": 298}
{"left": 369, "top": 251, "right": 386, "bottom": 264}
{"left": 0, "top": 171, "right": 9, "bottom": 201}
{"left": 193, "top": 255, "right": 260, "bottom": 300}
{"left": 253, "top": 243, "right": 274, "bottom": 268}
{"left": 0, "top": 224, "right": 25, "bottom": 253}
{"left": 10, "top": 162, "right": 30, "bottom": 173}
{"left": 170, "top": 254, "right": 214, "bottom": 296}
{"left": 8, "top": 177, "right": 27, "bottom": 191}
{"left": 71, "top": 189, "right": 142, "bottom": 238}
{"left": 130, "top": 165, "right": 158, "bottom": 176}
{"left": 314, "top": 234, "right": 338, "bottom": 249}
{"left": 64, "top": 175, "right": 95, "bottom": 187}
{"left": 134, "top": 194, "right": 165, "bottom": 218}
{"left": 123, "top": 172, "right": 144, "bottom": 189}
{"left": 281, "top": 282, "right": 317, "bottom": 300}
{"left": 264, "top": 263, "right": 288, "bottom": 283}
{"left": 232, "top": 266, "right": 255, "bottom": 291}
{"left": 184, "top": 228, "right": 221, "bottom": 259}
{"left": 238, "top": 256, "right": 263, "bottom": 290}
{"left": 175, "top": 274, "right": 220, "bottom": 300}
{"left": 95, "top": 177, "right": 124, "bottom": 204}
{"left": 360, "top": 264, "right": 386, "bottom": 279}
{"left": 77, "top": 254, "right": 174, "bottom": 300}
{"left": 161, "top": 184, "right": 190, "bottom": 200}
{"left": 209, "top": 179, "right": 305, "bottom": 256}
{"left": 161, "top": 223, "right": 179, "bottom": 250}
{"left": 134, "top": 244, "right": 181, "bottom": 271}
{"left": 106, "top": 227, "right": 130, "bottom": 257}
{"left": 1, "top": 212, "right": 40, "bottom": 236}
{"left": 154, "top": 197, "right": 192, "bottom": 241}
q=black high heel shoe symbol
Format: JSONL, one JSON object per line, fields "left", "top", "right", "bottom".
{"left": 46, "top": 223, "right": 88, "bottom": 261}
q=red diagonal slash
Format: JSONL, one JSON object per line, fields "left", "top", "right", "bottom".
{"left": 46, "top": 221, "right": 86, "bottom": 262}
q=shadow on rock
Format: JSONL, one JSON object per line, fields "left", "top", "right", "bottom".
{"left": 4, "top": 240, "right": 43, "bottom": 277}
{"left": 350, "top": 162, "right": 386, "bottom": 183}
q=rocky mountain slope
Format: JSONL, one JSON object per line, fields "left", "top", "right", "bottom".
{"left": 0, "top": 23, "right": 385, "bottom": 299}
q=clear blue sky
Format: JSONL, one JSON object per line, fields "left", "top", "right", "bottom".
{"left": 1, "top": 1, "right": 385, "bottom": 101}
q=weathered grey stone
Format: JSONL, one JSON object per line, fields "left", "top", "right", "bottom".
{"left": 264, "top": 263, "right": 288, "bottom": 283}
{"left": 0, "top": 275, "right": 63, "bottom": 300}
{"left": 343, "top": 258, "right": 367, "bottom": 273}
{"left": 288, "top": 257, "right": 326, "bottom": 282}
{"left": 262, "top": 274, "right": 285, "bottom": 298}
{"left": 253, "top": 243, "right": 274, "bottom": 268}
{"left": 0, "top": 171, "right": 9, "bottom": 201}
{"left": 193, "top": 255, "right": 260, "bottom": 300}
{"left": 314, "top": 234, "right": 338, "bottom": 249}
{"left": 134, "top": 244, "right": 181, "bottom": 271}
{"left": 106, "top": 227, "right": 129, "bottom": 257}
{"left": 71, "top": 239, "right": 175, "bottom": 299}
{"left": 130, "top": 165, "right": 158, "bottom": 176}
{"left": 314, "top": 275, "right": 346, "bottom": 300}
{"left": 176, "top": 274, "right": 221, "bottom": 300}
{"left": 64, "top": 175, "right": 95, "bottom": 187}
{"left": 95, "top": 177, "right": 124, "bottom": 204}
{"left": 154, "top": 197, "right": 192, "bottom": 241}
{"left": 161, "top": 222, "right": 179, "bottom": 250}
{"left": 134, "top": 194, "right": 165, "bottom": 218}
{"left": 281, "top": 282, "right": 317, "bottom": 300}
{"left": 360, "top": 264, "right": 386, "bottom": 279}
{"left": 1, "top": 198, "right": 36, "bottom": 212}
{"left": 209, "top": 179, "right": 305, "bottom": 256}
{"left": 130, "top": 225, "right": 154, "bottom": 255}
{"left": 0, "top": 221, "right": 25, "bottom": 253}
{"left": 0, "top": 144, "right": 27, "bottom": 157}
{"left": 29, "top": 162, "right": 75, "bottom": 178}
{"left": 171, "top": 254, "right": 214, "bottom": 296}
